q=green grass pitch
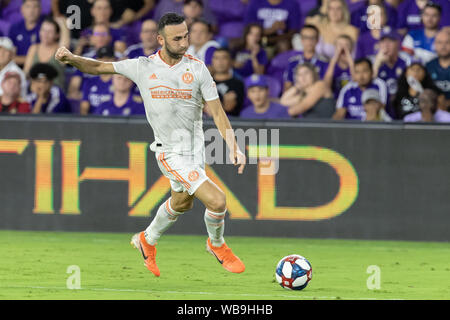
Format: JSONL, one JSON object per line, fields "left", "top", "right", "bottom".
{"left": 0, "top": 230, "right": 449, "bottom": 300}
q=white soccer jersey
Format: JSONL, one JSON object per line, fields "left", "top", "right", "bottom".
{"left": 112, "top": 50, "right": 219, "bottom": 155}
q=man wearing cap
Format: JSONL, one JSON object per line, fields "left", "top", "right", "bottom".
{"left": 80, "top": 46, "right": 116, "bottom": 115}
{"left": 27, "top": 63, "right": 71, "bottom": 113}
{"left": 373, "top": 30, "right": 411, "bottom": 100}
{"left": 404, "top": 88, "right": 450, "bottom": 122}
{"left": 362, "top": 88, "right": 391, "bottom": 122}
{"left": 240, "top": 74, "right": 290, "bottom": 119}
{"left": 0, "top": 37, "right": 27, "bottom": 98}
{"left": 0, "top": 72, "right": 31, "bottom": 114}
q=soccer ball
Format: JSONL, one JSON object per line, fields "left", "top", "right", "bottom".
{"left": 275, "top": 254, "right": 312, "bottom": 290}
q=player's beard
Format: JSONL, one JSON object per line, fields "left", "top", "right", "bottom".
{"left": 165, "top": 44, "right": 187, "bottom": 60}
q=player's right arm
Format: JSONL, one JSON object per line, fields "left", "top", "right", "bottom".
{"left": 55, "top": 47, "right": 116, "bottom": 75}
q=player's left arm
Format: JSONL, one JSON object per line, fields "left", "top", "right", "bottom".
{"left": 206, "top": 98, "right": 246, "bottom": 174}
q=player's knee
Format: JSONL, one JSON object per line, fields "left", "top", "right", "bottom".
{"left": 208, "top": 191, "right": 226, "bottom": 213}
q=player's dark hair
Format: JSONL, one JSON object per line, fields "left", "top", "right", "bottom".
{"left": 158, "top": 13, "right": 186, "bottom": 34}
{"left": 354, "top": 57, "right": 373, "bottom": 71}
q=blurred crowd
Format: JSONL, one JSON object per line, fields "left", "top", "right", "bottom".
{"left": 0, "top": 0, "right": 449, "bottom": 123}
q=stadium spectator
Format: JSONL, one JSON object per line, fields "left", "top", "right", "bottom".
{"left": 401, "top": 2, "right": 441, "bottom": 65}
{"left": 69, "top": 24, "right": 121, "bottom": 100}
{"left": 27, "top": 63, "right": 71, "bottom": 114}
{"left": 404, "top": 88, "right": 450, "bottom": 122}
{"left": 283, "top": 24, "right": 328, "bottom": 91}
{"left": 324, "top": 34, "right": 355, "bottom": 98}
{"left": 209, "top": 0, "right": 248, "bottom": 49}
{"left": 240, "top": 74, "right": 291, "bottom": 119}
{"left": 79, "top": 46, "right": 116, "bottom": 115}
{"left": 153, "top": 0, "right": 217, "bottom": 27}
{"left": 372, "top": 30, "right": 411, "bottom": 99}
{"left": 305, "top": 0, "right": 359, "bottom": 60}
{"left": 80, "top": 0, "right": 127, "bottom": 54}
{"left": 350, "top": 0, "right": 398, "bottom": 34}
{"left": 280, "top": 62, "right": 335, "bottom": 118}
{"left": 393, "top": 61, "right": 443, "bottom": 119}
{"left": 0, "top": 37, "right": 27, "bottom": 98}
{"left": 354, "top": 5, "right": 391, "bottom": 60}
{"left": 426, "top": 29, "right": 450, "bottom": 111}
{"left": 396, "top": 0, "right": 450, "bottom": 34}
{"left": 0, "top": 72, "right": 31, "bottom": 114}
{"left": 124, "top": 19, "right": 160, "bottom": 59}
{"left": 244, "top": 0, "right": 302, "bottom": 48}
{"left": 8, "top": 0, "right": 44, "bottom": 66}
{"left": 232, "top": 24, "right": 267, "bottom": 78}
{"left": 183, "top": 0, "right": 208, "bottom": 29}
{"left": 108, "top": 0, "right": 156, "bottom": 28}
{"left": 95, "top": 74, "right": 145, "bottom": 116}
{"left": 333, "top": 58, "right": 387, "bottom": 120}
{"left": 73, "top": 23, "right": 114, "bottom": 57}
{"left": 211, "top": 48, "right": 245, "bottom": 117}
{"left": 23, "top": 17, "right": 70, "bottom": 90}
{"left": 51, "top": 0, "right": 93, "bottom": 39}
{"left": 361, "top": 88, "right": 392, "bottom": 121}
{"left": 186, "top": 19, "right": 220, "bottom": 68}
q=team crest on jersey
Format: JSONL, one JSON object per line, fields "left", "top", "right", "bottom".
{"left": 188, "top": 170, "right": 199, "bottom": 182}
{"left": 182, "top": 72, "right": 194, "bottom": 84}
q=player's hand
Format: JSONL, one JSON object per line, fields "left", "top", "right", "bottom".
{"left": 230, "top": 149, "right": 246, "bottom": 174}
{"left": 55, "top": 47, "right": 73, "bottom": 64}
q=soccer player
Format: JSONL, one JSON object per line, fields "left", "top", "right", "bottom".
{"left": 55, "top": 13, "right": 246, "bottom": 276}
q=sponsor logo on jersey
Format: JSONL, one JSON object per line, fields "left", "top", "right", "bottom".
{"left": 149, "top": 85, "right": 192, "bottom": 99}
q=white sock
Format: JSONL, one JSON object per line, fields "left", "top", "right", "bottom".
{"left": 204, "top": 208, "right": 226, "bottom": 247}
{"left": 145, "top": 198, "right": 183, "bottom": 245}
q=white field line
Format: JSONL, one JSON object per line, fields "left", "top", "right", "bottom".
{"left": 0, "top": 285, "right": 402, "bottom": 300}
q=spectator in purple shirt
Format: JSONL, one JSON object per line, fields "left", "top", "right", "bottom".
{"left": 240, "top": 74, "right": 291, "bottom": 119}
{"left": 80, "top": 46, "right": 116, "bottom": 115}
{"left": 27, "top": 63, "right": 71, "bottom": 113}
{"left": 232, "top": 24, "right": 268, "bottom": 79}
{"left": 283, "top": 24, "right": 329, "bottom": 91}
{"left": 245, "top": 0, "right": 302, "bottom": 48}
{"left": 404, "top": 88, "right": 450, "bottom": 122}
{"left": 333, "top": 58, "right": 388, "bottom": 120}
{"left": 324, "top": 34, "right": 355, "bottom": 98}
{"left": 183, "top": 0, "right": 215, "bottom": 30}
{"left": 350, "top": 0, "right": 398, "bottom": 33}
{"left": 95, "top": 74, "right": 145, "bottom": 117}
{"left": 373, "top": 30, "right": 411, "bottom": 99}
{"left": 8, "top": 0, "right": 44, "bottom": 67}
{"left": 79, "top": 0, "right": 127, "bottom": 54}
{"left": 153, "top": 0, "right": 217, "bottom": 28}
{"left": 397, "top": 0, "right": 450, "bottom": 35}
{"left": 124, "top": 19, "right": 160, "bottom": 59}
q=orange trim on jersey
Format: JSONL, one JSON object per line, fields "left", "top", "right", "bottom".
{"left": 149, "top": 85, "right": 192, "bottom": 92}
{"left": 184, "top": 54, "right": 202, "bottom": 63}
{"left": 159, "top": 152, "right": 191, "bottom": 190}
{"left": 158, "top": 50, "right": 181, "bottom": 68}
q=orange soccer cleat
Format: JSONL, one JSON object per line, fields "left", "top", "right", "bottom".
{"left": 130, "top": 232, "right": 160, "bottom": 277}
{"left": 206, "top": 238, "right": 245, "bottom": 273}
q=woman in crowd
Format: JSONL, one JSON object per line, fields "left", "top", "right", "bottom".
{"left": 232, "top": 23, "right": 267, "bottom": 78}
{"left": 280, "top": 62, "right": 335, "bottom": 118}
{"left": 393, "top": 62, "right": 444, "bottom": 119}
{"left": 305, "top": 0, "right": 359, "bottom": 60}
{"left": 23, "top": 16, "right": 70, "bottom": 89}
